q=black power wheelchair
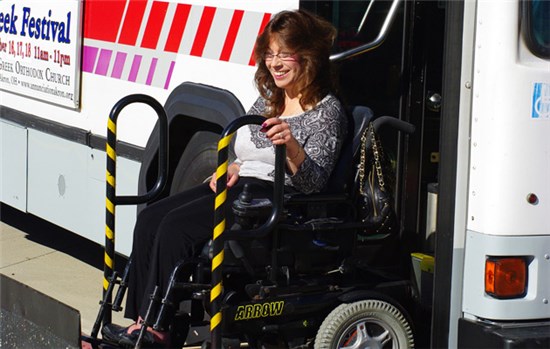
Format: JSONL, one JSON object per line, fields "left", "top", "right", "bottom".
{"left": 83, "top": 94, "right": 416, "bottom": 349}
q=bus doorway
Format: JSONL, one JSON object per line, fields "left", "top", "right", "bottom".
{"left": 303, "top": 1, "right": 447, "bottom": 347}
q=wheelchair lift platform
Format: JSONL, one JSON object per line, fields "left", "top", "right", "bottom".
{"left": 0, "top": 273, "right": 82, "bottom": 349}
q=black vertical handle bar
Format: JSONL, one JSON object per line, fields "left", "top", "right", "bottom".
{"left": 210, "top": 115, "right": 285, "bottom": 349}
{"left": 222, "top": 116, "right": 285, "bottom": 240}
{"left": 101, "top": 94, "right": 168, "bottom": 328}
{"left": 110, "top": 94, "right": 169, "bottom": 205}
{"left": 222, "top": 115, "right": 286, "bottom": 237}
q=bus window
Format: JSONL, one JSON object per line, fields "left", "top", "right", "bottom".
{"left": 522, "top": 0, "right": 550, "bottom": 59}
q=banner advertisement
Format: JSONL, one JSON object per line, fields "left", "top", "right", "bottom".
{"left": 0, "top": 1, "right": 82, "bottom": 109}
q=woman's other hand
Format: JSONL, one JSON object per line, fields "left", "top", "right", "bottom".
{"left": 209, "top": 163, "right": 240, "bottom": 192}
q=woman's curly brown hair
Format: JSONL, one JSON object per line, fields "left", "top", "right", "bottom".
{"left": 254, "top": 10, "right": 337, "bottom": 118}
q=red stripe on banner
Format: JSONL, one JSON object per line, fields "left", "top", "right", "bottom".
{"left": 219, "top": 10, "right": 244, "bottom": 62}
{"left": 164, "top": 3, "right": 191, "bottom": 53}
{"left": 84, "top": 0, "right": 126, "bottom": 42}
{"left": 248, "top": 13, "right": 272, "bottom": 66}
{"left": 141, "top": 1, "right": 169, "bottom": 49}
{"left": 118, "top": 0, "right": 148, "bottom": 46}
{"left": 190, "top": 6, "right": 216, "bottom": 57}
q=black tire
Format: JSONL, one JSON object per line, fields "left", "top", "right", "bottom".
{"left": 170, "top": 131, "right": 219, "bottom": 194}
{"left": 314, "top": 299, "right": 414, "bottom": 349}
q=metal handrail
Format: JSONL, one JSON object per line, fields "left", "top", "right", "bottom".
{"left": 209, "top": 115, "right": 286, "bottom": 348}
{"left": 330, "top": 0, "right": 402, "bottom": 62}
{"left": 110, "top": 95, "right": 169, "bottom": 205}
{"left": 357, "top": 0, "right": 376, "bottom": 35}
{"left": 99, "top": 94, "right": 168, "bottom": 329}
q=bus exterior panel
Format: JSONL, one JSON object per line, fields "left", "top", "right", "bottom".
{"left": 457, "top": 0, "right": 550, "bottom": 345}
{"left": 462, "top": 231, "right": 550, "bottom": 320}
{"left": 1, "top": 121, "right": 28, "bottom": 212}
{"left": 0, "top": 0, "right": 298, "bottom": 254}
{"left": 467, "top": 0, "right": 549, "bottom": 237}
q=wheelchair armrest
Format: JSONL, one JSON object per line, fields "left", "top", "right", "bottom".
{"left": 225, "top": 187, "right": 352, "bottom": 240}
{"left": 284, "top": 192, "right": 350, "bottom": 205}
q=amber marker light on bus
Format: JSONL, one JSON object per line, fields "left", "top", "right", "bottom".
{"left": 485, "top": 257, "right": 527, "bottom": 298}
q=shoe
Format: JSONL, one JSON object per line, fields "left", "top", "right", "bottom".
{"left": 101, "top": 323, "right": 129, "bottom": 344}
{"left": 119, "top": 328, "right": 168, "bottom": 348}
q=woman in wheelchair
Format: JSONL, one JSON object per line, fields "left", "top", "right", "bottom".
{"left": 102, "top": 9, "right": 347, "bottom": 347}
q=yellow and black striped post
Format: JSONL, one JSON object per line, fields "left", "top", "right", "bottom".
{"left": 103, "top": 112, "right": 118, "bottom": 325}
{"left": 210, "top": 131, "right": 234, "bottom": 346}
{"left": 210, "top": 115, "right": 273, "bottom": 348}
{"left": 101, "top": 94, "right": 169, "bottom": 327}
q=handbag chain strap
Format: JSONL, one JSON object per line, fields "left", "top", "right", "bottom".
{"left": 359, "top": 123, "right": 386, "bottom": 194}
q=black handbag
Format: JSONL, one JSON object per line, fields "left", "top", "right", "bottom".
{"left": 356, "top": 123, "right": 397, "bottom": 235}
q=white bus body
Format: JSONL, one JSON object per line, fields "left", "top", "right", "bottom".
{"left": 1, "top": 0, "right": 298, "bottom": 256}
{"left": 1, "top": 0, "right": 549, "bottom": 347}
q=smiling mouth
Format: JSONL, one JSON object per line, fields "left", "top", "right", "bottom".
{"left": 273, "top": 71, "right": 289, "bottom": 79}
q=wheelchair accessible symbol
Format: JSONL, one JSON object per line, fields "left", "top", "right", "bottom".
{"left": 532, "top": 82, "right": 550, "bottom": 119}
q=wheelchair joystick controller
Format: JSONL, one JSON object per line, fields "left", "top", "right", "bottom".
{"left": 232, "top": 183, "right": 273, "bottom": 228}
{"left": 238, "top": 183, "right": 253, "bottom": 205}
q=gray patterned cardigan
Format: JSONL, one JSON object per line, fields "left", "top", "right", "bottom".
{"left": 234, "top": 94, "right": 347, "bottom": 194}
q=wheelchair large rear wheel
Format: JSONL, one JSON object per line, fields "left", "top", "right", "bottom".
{"left": 314, "top": 299, "right": 414, "bottom": 349}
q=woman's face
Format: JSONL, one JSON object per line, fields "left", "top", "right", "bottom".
{"left": 265, "top": 38, "right": 301, "bottom": 96}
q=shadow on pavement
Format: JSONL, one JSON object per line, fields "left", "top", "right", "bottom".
{"left": 1, "top": 203, "right": 127, "bottom": 274}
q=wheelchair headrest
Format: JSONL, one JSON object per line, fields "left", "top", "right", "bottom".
{"left": 324, "top": 106, "right": 374, "bottom": 194}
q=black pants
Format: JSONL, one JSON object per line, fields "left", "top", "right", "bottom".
{"left": 124, "top": 177, "right": 275, "bottom": 321}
